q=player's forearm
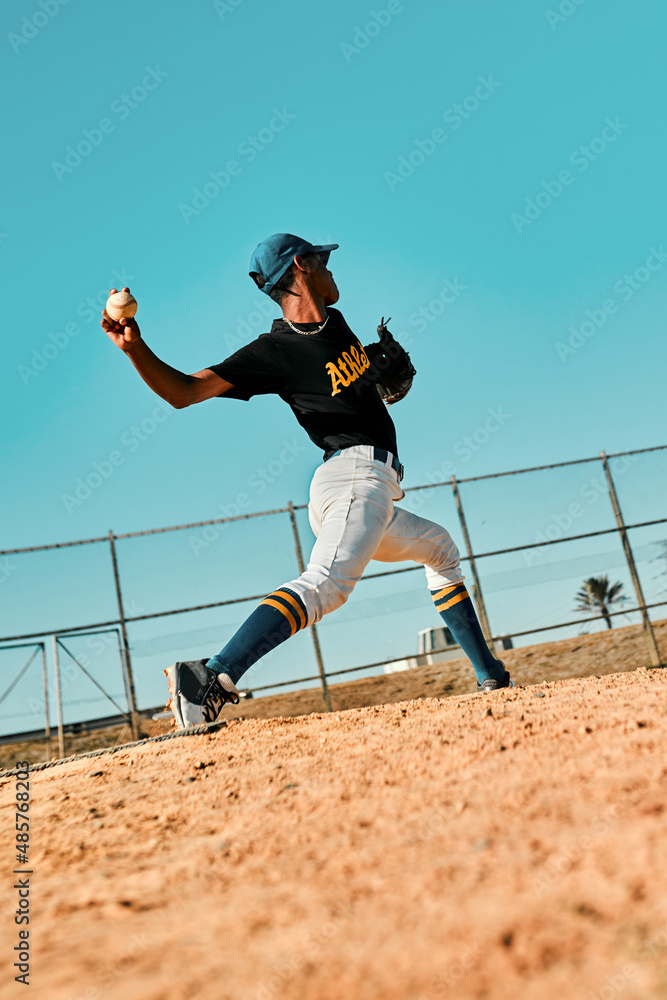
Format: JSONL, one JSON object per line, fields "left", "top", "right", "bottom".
{"left": 124, "top": 339, "right": 197, "bottom": 408}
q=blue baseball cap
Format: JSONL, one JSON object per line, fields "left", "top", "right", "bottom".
{"left": 249, "top": 233, "right": 339, "bottom": 296}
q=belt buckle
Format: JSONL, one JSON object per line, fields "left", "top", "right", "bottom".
{"left": 397, "top": 461, "right": 404, "bottom": 482}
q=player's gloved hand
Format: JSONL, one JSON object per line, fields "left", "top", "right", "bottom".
{"left": 101, "top": 287, "right": 142, "bottom": 352}
{"left": 364, "top": 317, "right": 416, "bottom": 405}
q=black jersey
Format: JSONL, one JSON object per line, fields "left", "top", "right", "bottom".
{"left": 209, "top": 308, "right": 399, "bottom": 460}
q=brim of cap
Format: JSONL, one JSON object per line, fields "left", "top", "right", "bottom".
{"left": 311, "top": 243, "right": 339, "bottom": 253}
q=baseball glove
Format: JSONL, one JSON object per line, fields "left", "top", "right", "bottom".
{"left": 364, "top": 317, "right": 416, "bottom": 405}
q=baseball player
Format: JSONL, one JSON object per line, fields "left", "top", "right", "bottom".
{"left": 101, "top": 234, "right": 514, "bottom": 730}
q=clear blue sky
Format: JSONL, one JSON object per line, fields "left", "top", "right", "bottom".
{"left": 1, "top": 0, "right": 666, "bottom": 732}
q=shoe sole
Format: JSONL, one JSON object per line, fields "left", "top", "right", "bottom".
{"left": 479, "top": 679, "right": 516, "bottom": 693}
{"left": 164, "top": 663, "right": 185, "bottom": 730}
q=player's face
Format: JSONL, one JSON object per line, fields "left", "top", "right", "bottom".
{"left": 311, "top": 252, "right": 339, "bottom": 305}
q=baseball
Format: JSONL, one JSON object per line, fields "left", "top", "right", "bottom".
{"left": 106, "top": 290, "right": 138, "bottom": 322}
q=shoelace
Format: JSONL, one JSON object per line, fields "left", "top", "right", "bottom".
{"left": 202, "top": 679, "right": 240, "bottom": 722}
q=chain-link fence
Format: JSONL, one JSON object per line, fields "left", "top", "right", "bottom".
{"left": 2, "top": 444, "right": 666, "bottom": 750}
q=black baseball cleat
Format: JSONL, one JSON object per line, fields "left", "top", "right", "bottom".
{"left": 477, "top": 669, "right": 515, "bottom": 693}
{"left": 164, "top": 659, "right": 240, "bottom": 730}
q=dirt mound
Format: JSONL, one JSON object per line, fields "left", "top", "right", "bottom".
{"left": 4, "top": 667, "right": 667, "bottom": 999}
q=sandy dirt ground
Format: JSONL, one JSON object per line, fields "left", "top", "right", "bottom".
{"left": 1, "top": 667, "right": 666, "bottom": 1000}
{"left": 4, "top": 617, "right": 665, "bottom": 769}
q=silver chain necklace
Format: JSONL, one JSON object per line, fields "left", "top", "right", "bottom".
{"left": 284, "top": 311, "right": 329, "bottom": 335}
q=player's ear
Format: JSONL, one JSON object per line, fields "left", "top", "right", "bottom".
{"left": 293, "top": 254, "right": 319, "bottom": 274}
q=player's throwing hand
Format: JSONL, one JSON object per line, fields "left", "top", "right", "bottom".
{"left": 101, "top": 287, "right": 142, "bottom": 352}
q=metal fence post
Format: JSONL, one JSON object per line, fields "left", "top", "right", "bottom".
{"left": 600, "top": 451, "right": 662, "bottom": 666}
{"left": 113, "top": 627, "right": 132, "bottom": 714}
{"left": 40, "top": 642, "right": 51, "bottom": 754}
{"left": 51, "top": 636, "right": 65, "bottom": 759}
{"left": 108, "top": 531, "right": 140, "bottom": 738}
{"left": 450, "top": 476, "right": 494, "bottom": 646}
{"left": 287, "top": 502, "right": 332, "bottom": 712}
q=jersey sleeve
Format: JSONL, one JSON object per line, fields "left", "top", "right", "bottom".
{"left": 207, "top": 335, "right": 288, "bottom": 401}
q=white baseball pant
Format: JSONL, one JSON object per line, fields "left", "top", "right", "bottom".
{"left": 282, "top": 445, "right": 464, "bottom": 626}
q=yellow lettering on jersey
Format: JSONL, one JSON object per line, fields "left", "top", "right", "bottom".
{"left": 352, "top": 344, "right": 370, "bottom": 371}
{"left": 327, "top": 343, "right": 371, "bottom": 396}
{"left": 326, "top": 361, "right": 350, "bottom": 396}
{"left": 342, "top": 350, "right": 361, "bottom": 377}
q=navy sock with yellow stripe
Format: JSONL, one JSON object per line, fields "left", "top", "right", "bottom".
{"left": 430, "top": 583, "right": 505, "bottom": 684}
{"left": 206, "top": 587, "right": 307, "bottom": 686}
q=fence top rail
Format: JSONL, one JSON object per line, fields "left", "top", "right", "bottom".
{"left": 55, "top": 628, "right": 121, "bottom": 639}
{"left": 0, "top": 535, "right": 109, "bottom": 556}
{"left": 2, "top": 442, "right": 665, "bottom": 557}
{"left": 0, "top": 507, "right": 293, "bottom": 557}
{"left": 113, "top": 505, "right": 293, "bottom": 540}
{"left": 0, "top": 642, "right": 45, "bottom": 652}
{"left": 403, "top": 443, "right": 667, "bottom": 491}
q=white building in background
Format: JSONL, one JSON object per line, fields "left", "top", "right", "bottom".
{"left": 383, "top": 626, "right": 513, "bottom": 674}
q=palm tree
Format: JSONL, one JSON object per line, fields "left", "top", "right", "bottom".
{"left": 574, "top": 575, "right": 627, "bottom": 629}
